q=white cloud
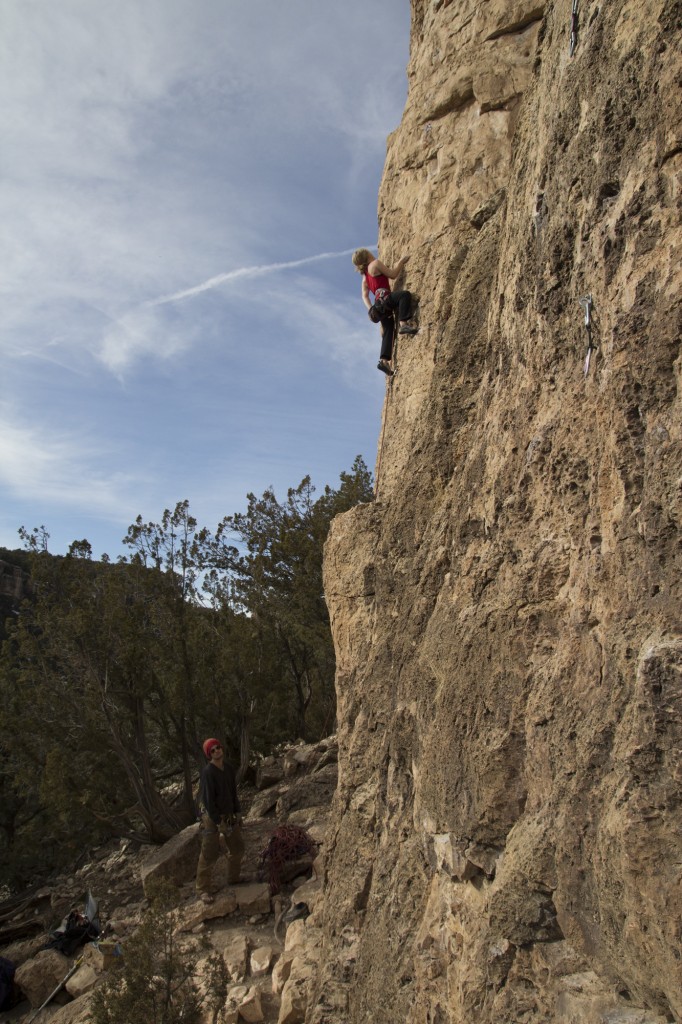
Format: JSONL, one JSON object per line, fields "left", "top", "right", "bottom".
{"left": 0, "top": 0, "right": 409, "bottom": 555}
{"left": 0, "top": 0, "right": 407, "bottom": 370}
{"left": 0, "top": 407, "right": 144, "bottom": 517}
{"left": 148, "top": 248, "right": 364, "bottom": 307}
{"left": 97, "top": 307, "right": 196, "bottom": 376}
{"left": 90, "top": 247, "right": 377, "bottom": 374}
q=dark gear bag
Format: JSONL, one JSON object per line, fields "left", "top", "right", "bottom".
{"left": 0, "top": 957, "right": 16, "bottom": 1012}
{"left": 43, "top": 909, "right": 99, "bottom": 956}
{"left": 368, "top": 298, "right": 393, "bottom": 323}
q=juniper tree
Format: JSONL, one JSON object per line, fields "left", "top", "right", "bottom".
{"left": 89, "top": 881, "right": 229, "bottom": 1024}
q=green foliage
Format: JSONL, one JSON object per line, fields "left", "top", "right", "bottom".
{"left": 219, "top": 454, "right": 374, "bottom": 740}
{"left": 89, "top": 880, "right": 226, "bottom": 1024}
{"left": 201, "top": 950, "right": 231, "bottom": 1024}
{"left": 0, "top": 457, "right": 373, "bottom": 889}
{"left": 0, "top": 545, "right": 32, "bottom": 646}
{"left": 0, "top": 546, "right": 32, "bottom": 574}
{"left": 0, "top": 547, "right": 197, "bottom": 888}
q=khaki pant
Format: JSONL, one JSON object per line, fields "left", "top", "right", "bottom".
{"left": 196, "top": 814, "right": 245, "bottom": 892}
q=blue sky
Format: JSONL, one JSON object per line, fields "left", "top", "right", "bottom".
{"left": 1, "top": 0, "right": 410, "bottom": 558}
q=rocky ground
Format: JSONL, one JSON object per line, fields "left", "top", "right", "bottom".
{"left": 0, "top": 737, "right": 336, "bottom": 1024}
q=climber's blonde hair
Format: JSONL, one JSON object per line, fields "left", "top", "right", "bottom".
{"left": 352, "top": 248, "right": 374, "bottom": 273}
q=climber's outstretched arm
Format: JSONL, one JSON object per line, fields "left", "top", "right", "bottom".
{"left": 369, "top": 255, "right": 409, "bottom": 280}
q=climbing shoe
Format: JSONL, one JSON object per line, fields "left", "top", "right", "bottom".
{"left": 398, "top": 324, "right": 418, "bottom": 335}
{"left": 377, "top": 360, "right": 394, "bottom": 376}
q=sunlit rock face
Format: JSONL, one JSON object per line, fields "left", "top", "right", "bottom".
{"left": 314, "top": 1, "right": 682, "bottom": 1022}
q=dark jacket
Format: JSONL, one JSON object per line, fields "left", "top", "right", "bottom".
{"left": 199, "top": 761, "right": 241, "bottom": 824}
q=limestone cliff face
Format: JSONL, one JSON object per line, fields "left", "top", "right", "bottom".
{"left": 315, "top": 1, "right": 682, "bottom": 1022}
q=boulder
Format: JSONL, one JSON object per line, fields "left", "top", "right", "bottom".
{"left": 272, "top": 953, "right": 294, "bottom": 995}
{"left": 234, "top": 883, "right": 271, "bottom": 916}
{"left": 278, "top": 958, "right": 315, "bottom": 1024}
{"left": 237, "top": 985, "right": 264, "bottom": 1022}
{"left": 250, "top": 944, "right": 274, "bottom": 977}
{"left": 65, "top": 963, "right": 98, "bottom": 999}
{"left": 140, "top": 823, "right": 200, "bottom": 895}
{"left": 246, "top": 788, "right": 282, "bottom": 820}
{"left": 0, "top": 933, "right": 47, "bottom": 969}
{"left": 311, "top": 747, "right": 338, "bottom": 773}
{"left": 15, "top": 948, "right": 70, "bottom": 1008}
{"left": 256, "top": 756, "right": 285, "bottom": 790}
{"left": 274, "top": 765, "right": 337, "bottom": 818}
{"left": 277, "top": 920, "right": 322, "bottom": 1024}
{"left": 47, "top": 993, "right": 96, "bottom": 1023}
{"left": 223, "top": 933, "right": 250, "bottom": 982}
{"left": 284, "top": 919, "right": 307, "bottom": 953}
{"left": 230, "top": 983, "right": 249, "bottom": 1001}
{"left": 289, "top": 877, "right": 321, "bottom": 913}
{"left": 176, "top": 890, "right": 238, "bottom": 932}
{"left": 283, "top": 753, "right": 300, "bottom": 778}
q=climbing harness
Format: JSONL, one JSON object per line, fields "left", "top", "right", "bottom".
{"left": 569, "top": 0, "right": 579, "bottom": 56}
{"left": 579, "top": 294, "right": 594, "bottom": 377}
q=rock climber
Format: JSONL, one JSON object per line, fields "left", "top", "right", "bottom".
{"left": 352, "top": 248, "right": 418, "bottom": 376}
{"left": 195, "top": 738, "right": 244, "bottom": 903}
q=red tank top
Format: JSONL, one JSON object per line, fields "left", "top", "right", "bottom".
{"left": 365, "top": 271, "right": 391, "bottom": 297}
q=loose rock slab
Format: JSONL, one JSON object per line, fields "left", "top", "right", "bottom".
{"left": 176, "top": 890, "right": 239, "bottom": 932}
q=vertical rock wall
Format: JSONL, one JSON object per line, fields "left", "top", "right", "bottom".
{"left": 314, "top": 1, "right": 681, "bottom": 1022}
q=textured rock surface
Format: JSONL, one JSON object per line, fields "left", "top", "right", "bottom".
{"left": 64, "top": 962, "right": 98, "bottom": 999}
{"left": 140, "top": 822, "right": 200, "bottom": 894}
{"left": 15, "top": 948, "right": 70, "bottom": 1008}
{"left": 314, "top": 1, "right": 682, "bottom": 1022}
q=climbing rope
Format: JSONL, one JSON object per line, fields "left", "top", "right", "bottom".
{"left": 258, "top": 824, "right": 317, "bottom": 894}
{"left": 375, "top": 378, "right": 392, "bottom": 497}
{"left": 374, "top": 313, "right": 398, "bottom": 497}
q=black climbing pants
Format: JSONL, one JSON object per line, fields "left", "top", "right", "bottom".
{"left": 379, "top": 290, "right": 412, "bottom": 361}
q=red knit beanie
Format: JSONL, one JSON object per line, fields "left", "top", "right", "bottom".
{"left": 202, "top": 738, "right": 221, "bottom": 759}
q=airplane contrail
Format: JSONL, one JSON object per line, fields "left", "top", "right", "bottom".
{"left": 147, "top": 246, "right": 373, "bottom": 307}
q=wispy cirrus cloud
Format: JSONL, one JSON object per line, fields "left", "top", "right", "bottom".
{"left": 94, "top": 246, "right": 378, "bottom": 375}
{"left": 0, "top": 0, "right": 409, "bottom": 556}
{"left": 147, "top": 247, "right": 370, "bottom": 307}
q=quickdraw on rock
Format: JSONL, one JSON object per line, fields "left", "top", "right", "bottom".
{"left": 580, "top": 294, "right": 594, "bottom": 377}
{"left": 569, "top": 0, "right": 579, "bottom": 56}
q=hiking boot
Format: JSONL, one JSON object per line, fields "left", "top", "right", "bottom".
{"left": 377, "top": 360, "right": 394, "bottom": 376}
{"left": 197, "top": 891, "right": 214, "bottom": 904}
{"left": 398, "top": 324, "right": 418, "bottom": 335}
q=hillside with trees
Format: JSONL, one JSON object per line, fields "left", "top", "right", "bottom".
{"left": 0, "top": 456, "right": 372, "bottom": 891}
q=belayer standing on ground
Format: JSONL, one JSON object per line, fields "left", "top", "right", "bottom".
{"left": 352, "top": 248, "right": 418, "bottom": 376}
{"left": 195, "top": 738, "right": 244, "bottom": 903}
